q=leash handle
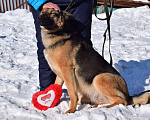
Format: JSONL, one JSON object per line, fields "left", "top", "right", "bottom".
{"left": 65, "top": 0, "right": 76, "bottom": 11}
{"left": 104, "top": 0, "right": 114, "bottom": 66}
{"left": 93, "top": 0, "right": 107, "bottom": 20}
{"left": 94, "top": 0, "right": 115, "bottom": 66}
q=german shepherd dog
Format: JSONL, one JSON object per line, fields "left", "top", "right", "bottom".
{"left": 38, "top": 8, "right": 150, "bottom": 113}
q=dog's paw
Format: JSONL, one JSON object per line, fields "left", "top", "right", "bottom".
{"left": 65, "top": 109, "right": 76, "bottom": 114}
{"left": 88, "top": 104, "right": 99, "bottom": 109}
{"left": 77, "top": 100, "right": 82, "bottom": 105}
{"left": 132, "top": 104, "right": 141, "bottom": 108}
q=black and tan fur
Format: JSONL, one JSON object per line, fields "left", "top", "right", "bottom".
{"left": 38, "top": 8, "right": 150, "bottom": 113}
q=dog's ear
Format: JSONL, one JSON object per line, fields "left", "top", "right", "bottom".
{"left": 57, "top": 11, "right": 75, "bottom": 27}
{"left": 63, "top": 11, "right": 75, "bottom": 20}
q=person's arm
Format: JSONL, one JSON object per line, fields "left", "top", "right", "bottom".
{"left": 27, "top": 0, "right": 83, "bottom": 11}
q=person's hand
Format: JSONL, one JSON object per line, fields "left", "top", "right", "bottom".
{"left": 43, "top": 2, "right": 61, "bottom": 12}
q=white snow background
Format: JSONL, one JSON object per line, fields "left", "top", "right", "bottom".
{"left": 0, "top": 5, "right": 150, "bottom": 120}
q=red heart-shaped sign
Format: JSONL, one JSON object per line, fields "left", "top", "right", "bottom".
{"left": 32, "top": 84, "right": 62, "bottom": 111}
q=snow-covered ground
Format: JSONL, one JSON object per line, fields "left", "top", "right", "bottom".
{"left": 0, "top": 6, "right": 150, "bottom": 120}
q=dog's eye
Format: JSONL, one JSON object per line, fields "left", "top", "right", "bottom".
{"left": 49, "top": 13, "right": 59, "bottom": 17}
{"left": 49, "top": 12, "right": 54, "bottom": 14}
{"left": 49, "top": 13, "right": 54, "bottom": 16}
{"left": 41, "top": 11, "right": 45, "bottom": 15}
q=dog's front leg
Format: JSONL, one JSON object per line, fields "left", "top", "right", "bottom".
{"left": 55, "top": 76, "right": 64, "bottom": 87}
{"left": 61, "top": 68, "right": 77, "bottom": 113}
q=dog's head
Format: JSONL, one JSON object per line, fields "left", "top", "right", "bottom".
{"left": 38, "top": 8, "right": 75, "bottom": 33}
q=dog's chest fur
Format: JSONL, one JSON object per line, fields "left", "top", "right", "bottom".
{"left": 42, "top": 34, "right": 77, "bottom": 79}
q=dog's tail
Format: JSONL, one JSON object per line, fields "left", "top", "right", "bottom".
{"left": 130, "top": 90, "right": 150, "bottom": 107}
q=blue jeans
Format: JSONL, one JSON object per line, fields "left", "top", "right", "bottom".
{"left": 31, "top": 0, "right": 93, "bottom": 91}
